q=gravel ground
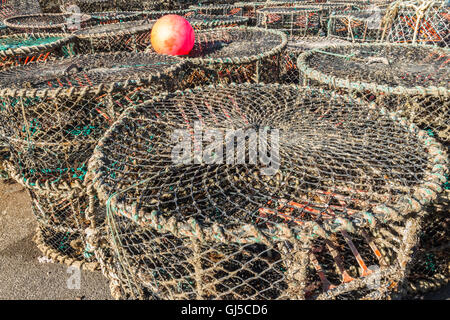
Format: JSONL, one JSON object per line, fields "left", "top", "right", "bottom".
{"left": 0, "top": 179, "right": 448, "bottom": 300}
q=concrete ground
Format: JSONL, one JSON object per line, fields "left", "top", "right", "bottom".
{"left": 0, "top": 179, "right": 448, "bottom": 300}
{"left": 0, "top": 180, "right": 111, "bottom": 300}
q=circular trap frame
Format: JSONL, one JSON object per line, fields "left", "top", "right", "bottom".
{"left": 88, "top": 83, "right": 446, "bottom": 299}
{"left": 3, "top": 13, "right": 92, "bottom": 33}
{"left": 0, "top": 51, "right": 186, "bottom": 267}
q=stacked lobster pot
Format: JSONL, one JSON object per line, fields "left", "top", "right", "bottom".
{"left": 87, "top": 83, "right": 447, "bottom": 299}
{"left": 328, "top": 8, "right": 387, "bottom": 42}
{"left": 234, "top": 2, "right": 267, "bottom": 26}
{"left": 0, "top": 51, "right": 186, "bottom": 270}
{"left": 278, "top": 36, "right": 350, "bottom": 85}
{"left": 0, "top": 33, "right": 76, "bottom": 180}
{"left": 381, "top": 0, "right": 449, "bottom": 48}
{"left": 189, "top": 3, "right": 245, "bottom": 16}
{"left": 256, "top": 2, "right": 359, "bottom": 36}
{"left": 146, "top": 26, "right": 287, "bottom": 87}
{"left": 297, "top": 42, "right": 449, "bottom": 297}
{"left": 73, "top": 20, "right": 155, "bottom": 54}
{"left": 3, "top": 13, "right": 93, "bottom": 33}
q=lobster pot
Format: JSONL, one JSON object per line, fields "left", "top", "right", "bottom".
{"left": 64, "top": 0, "right": 118, "bottom": 13}
{"left": 147, "top": 27, "right": 287, "bottom": 86}
{"left": 189, "top": 4, "right": 244, "bottom": 16}
{"left": 187, "top": 15, "right": 249, "bottom": 30}
{"left": 88, "top": 84, "right": 446, "bottom": 299}
{"left": 297, "top": 43, "right": 450, "bottom": 295}
{"left": 264, "top": 0, "right": 323, "bottom": 7}
{"left": 234, "top": 2, "right": 267, "bottom": 26}
{"left": 3, "top": 13, "right": 92, "bottom": 33}
{"left": 405, "top": 198, "right": 449, "bottom": 296}
{"left": 381, "top": 0, "right": 449, "bottom": 48}
{"left": 25, "top": 180, "right": 99, "bottom": 270}
{"left": 328, "top": 9, "right": 386, "bottom": 42}
{"left": 0, "top": 52, "right": 186, "bottom": 267}
{"left": 278, "top": 36, "right": 350, "bottom": 84}
{"left": 0, "top": 0, "right": 42, "bottom": 17}
{"left": 74, "top": 21, "right": 154, "bottom": 54}
{"left": 89, "top": 11, "right": 147, "bottom": 25}
{"left": 297, "top": 43, "right": 449, "bottom": 144}
{"left": 0, "top": 33, "right": 75, "bottom": 69}
{"left": 141, "top": 9, "right": 196, "bottom": 20}
{"left": 0, "top": 33, "right": 75, "bottom": 179}
{"left": 257, "top": 7, "right": 324, "bottom": 36}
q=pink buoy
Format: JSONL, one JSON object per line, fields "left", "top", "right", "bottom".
{"left": 151, "top": 15, "right": 195, "bottom": 56}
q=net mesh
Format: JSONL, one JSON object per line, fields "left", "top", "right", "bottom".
{"left": 0, "top": 0, "right": 42, "bottom": 18}
{"left": 257, "top": 6, "right": 323, "bottom": 36}
{"left": 328, "top": 8, "right": 386, "bottom": 42}
{"left": 146, "top": 27, "right": 287, "bottom": 86}
{"left": 297, "top": 42, "right": 450, "bottom": 296}
{"left": 88, "top": 83, "right": 447, "bottom": 300}
{"left": 381, "top": 0, "right": 449, "bottom": 48}
{"left": 298, "top": 43, "right": 449, "bottom": 143}
{"left": 3, "top": 12, "right": 92, "bottom": 33}
{"left": 189, "top": 4, "right": 245, "bottom": 16}
{"left": 278, "top": 36, "right": 350, "bottom": 84}
{"left": 0, "top": 51, "right": 186, "bottom": 266}
{"left": 73, "top": 20, "right": 155, "bottom": 54}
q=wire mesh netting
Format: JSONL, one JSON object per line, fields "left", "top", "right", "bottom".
{"left": 0, "top": 51, "right": 186, "bottom": 267}
{"left": 328, "top": 8, "right": 387, "bottom": 42}
{"left": 3, "top": 12, "right": 92, "bottom": 33}
{"left": 0, "top": 0, "right": 42, "bottom": 18}
{"left": 278, "top": 36, "right": 350, "bottom": 84}
{"left": 381, "top": 0, "right": 449, "bottom": 48}
{"left": 257, "top": 6, "right": 323, "bottom": 35}
{"left": 74, "top": 20, "right": 154, "bottom": 54}
{"left": 88, "top": 83, "right": 447, "bottom": 299}
{"left": 233, "top": 2, "right": 267, "bottom": 26}
{"left": 297, "top": 43, "right": 449, "bottom": 143}
{"left": 406, "top": 199, "right": 450, "bottom": 296}
{"left": 146, "top": 27, "right": 287, "bottom": 86}
{"left": 297, "top": 42, "right": 450, "bottom": 295}
{"left": 89, "top": 11, "right": 147, "bottom": 24}
{"left": 187, "top": 14, "right": 250, "bottom": 30}
{"left": 189, "top": 4, "right": 245, "bottom": 16}
{"left": 62, "top": 0, "right": 169, "bottom": 12}
{"left": 0, "top": 33, "right": 75, "bottom": 69}
{"left": 0, "top": 32, "right": 75, "bottom": 180}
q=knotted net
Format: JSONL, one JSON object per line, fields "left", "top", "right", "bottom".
{"left": 0, "top": 51, "right": 186, "bottom": 268}
{"left": 328, "top": 8, "right": 387, "bottom": 42}
{"left": 3, "top": 12, "right": 92, "bottom": 33}
{"left": 0, "top": 32, "right": 75, "bottom": 180}
{"left": 88, "top": 83, "right": 447, "bottom": 300}
{"left": 146, "top": 27, "right": 287, "bottom": 86}
{"left": 74, "top": 20, "right": 154, "bottom": 54}
{"left": 278, "top": 36, "right": 350, "bottom": 84}
{"left": 297, "top": 42, "right": 450, "bottom": 295}
{"left": 381, "top": 0, "right": 449, "bottom": 48}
